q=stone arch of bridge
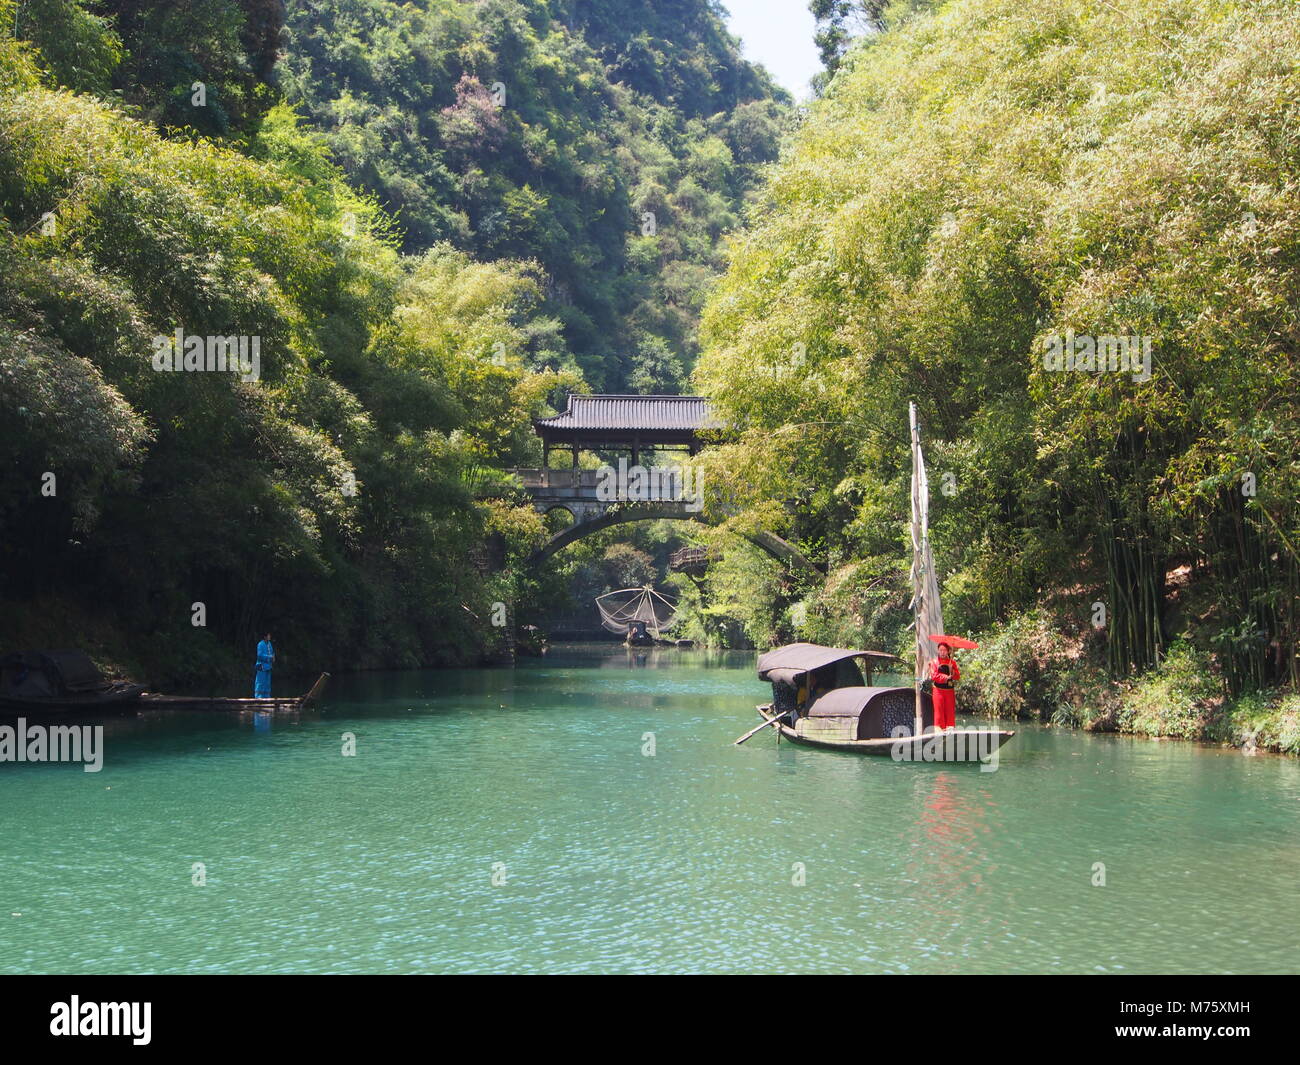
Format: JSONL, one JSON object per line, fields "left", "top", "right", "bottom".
{"left": 531, "top": 503, "right": 816, "bottom": 574}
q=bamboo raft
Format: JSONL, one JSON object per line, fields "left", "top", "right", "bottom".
{"left": 1, "top": 651, "right": 329, "bottom": 715}
{"left": 136, "top": 673, "right": 330, "bottom": 713}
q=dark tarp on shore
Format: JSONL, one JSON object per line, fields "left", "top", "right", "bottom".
{"left": 0, "top": 650, "right": 108, "bottom": 697}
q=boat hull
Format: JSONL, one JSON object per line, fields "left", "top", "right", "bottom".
{"left": 756, "top": 705, "right": 1013, "bottom": 762}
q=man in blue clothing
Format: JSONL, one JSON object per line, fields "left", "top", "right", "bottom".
{"left": 254, "top": 633, "right": 274, "bottom": 698}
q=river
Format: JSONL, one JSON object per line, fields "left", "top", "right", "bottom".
{"left": 2, "top": 644, "right": 1297, "bottom": 974}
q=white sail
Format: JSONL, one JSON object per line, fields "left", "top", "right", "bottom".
{"left": 909, "top": 402, "right": 945, "bottom": 732}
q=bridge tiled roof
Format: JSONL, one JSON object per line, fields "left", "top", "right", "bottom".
{"left": 535, "top": 394, "right": 718, "bottom": 433}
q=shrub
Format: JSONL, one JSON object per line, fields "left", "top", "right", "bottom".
{"left": 1116, "top": 640, "right": 1221, "bottom": 740}
{"left": 1213, "top": 690, "right": 1300, "bottom": 756}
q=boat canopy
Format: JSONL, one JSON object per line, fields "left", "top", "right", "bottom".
{"left": 806, "top": 685, "right": 932, "bottom": 738}
{"left": 756, "top": 643, "right": 899, "bottom": 685}
{"left": 806, "top": 686, "right": 898, "bottom": 718}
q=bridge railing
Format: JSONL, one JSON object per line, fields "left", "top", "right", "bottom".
{"left": 669, "top": 546, "right": 710, "bottom": 570}
{"left": 506, "top": 468, "right": 602, "bottom": 491}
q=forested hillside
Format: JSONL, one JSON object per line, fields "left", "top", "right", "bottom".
{"left": 276, "top": 0, "right": 788, "bottom": 388}
{"left": 0, "top": 0, "right": 786, "bottom": 684}
{"left": 692, "top": 0, "right": 1300, "bottom": 744}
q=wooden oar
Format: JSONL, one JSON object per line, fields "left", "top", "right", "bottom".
{"left": 733, "top": 709, "right": 794, "bottom": 746}
{"left": 302, "top": 672, "right": 330, "bottom": 705}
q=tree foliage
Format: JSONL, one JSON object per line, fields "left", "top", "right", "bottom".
{"left": 0, "top": 0, "right": 791, "bottom": 677}
{"left": 0, "top": 23, "right": 567, "bottom": 679}
{"left": 275, "top": 0, "right": 790, "bottom": 387}
{"left": 698, "top": 0, "right": 1300, "bottom": 689}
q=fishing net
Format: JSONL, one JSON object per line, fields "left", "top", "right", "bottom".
{"left": 595, "top": 587, "right": 679, "bottom": 637}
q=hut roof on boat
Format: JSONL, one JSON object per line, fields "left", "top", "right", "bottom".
{"left": 756, "top": 643, "right": 899, "bottom": 683}
{"left": 804, "top": 686, "right": 903, "bottom": 718}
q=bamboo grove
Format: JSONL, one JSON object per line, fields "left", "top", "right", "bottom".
{"left": 694, "top": 0, "right": 1300, "bottom": 695}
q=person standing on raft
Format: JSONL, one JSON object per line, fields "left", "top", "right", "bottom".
{"left": 930, "top": 642, "right": 960, "bottom": 731}
{"left": 254, "top": 633, "right": 275, "bottom": 698}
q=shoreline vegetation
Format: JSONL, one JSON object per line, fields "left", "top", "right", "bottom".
{"left": 0, "top": 1, "right": 788, "bottom": 687}
{"left": 680, "top": 0, "right": 1300, "bottom": 758}
{"left": 3, "top": 0, "right": 1297, "bottom": 760}
{"left": 39, "top": 596, "right": 1300, "bottom": 757}
{"left": 959, "top": 611, "right": 1300, "bottom": 757}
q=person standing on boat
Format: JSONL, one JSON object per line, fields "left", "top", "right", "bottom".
{"left": 930, "top": 642, "right": 960, "bottom": 731}
{"left": 254, "top": 633, "right": 274, "bottom": 698}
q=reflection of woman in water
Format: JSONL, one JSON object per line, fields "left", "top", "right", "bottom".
{"left": 930, "top": 642, "right": 960, "bottom": 731}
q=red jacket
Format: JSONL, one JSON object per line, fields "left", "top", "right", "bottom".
{"left": 931, "top": 657, "right": 960, "bottom": 690}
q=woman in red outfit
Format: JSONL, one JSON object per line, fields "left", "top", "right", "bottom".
{"left": 930, "top": 642, "right": 960, "bottom": 731}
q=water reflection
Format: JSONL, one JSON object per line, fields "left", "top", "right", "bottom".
{"left": 911, "top": 774, "right": 982, "bottom": 906}
{"left": 547, "top": 642, "right": 755, "bottom": 671}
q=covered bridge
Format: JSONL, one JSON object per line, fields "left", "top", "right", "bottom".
{"left": 533, "top": 394, "right": 720, "bottom": 469}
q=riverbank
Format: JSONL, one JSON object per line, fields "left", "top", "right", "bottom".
{"left": 11, "top": 590, "right": 1296, "bottom": 757}
{"left": 0, "top": 593, "right": 490, "bottom": 693}
{"left": 960, "top": 610, "right": 1300, "bottom": 757}
{"left": 673, "top": 565, "right": 1299, "bottom": 757}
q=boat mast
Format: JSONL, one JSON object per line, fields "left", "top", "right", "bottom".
{"left": 909, "top": 402, "right": 924, "bottom": 737}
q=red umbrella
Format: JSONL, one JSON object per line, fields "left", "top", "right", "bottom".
{"left": 928, "top": 634, "right": 980, "bottom": 651}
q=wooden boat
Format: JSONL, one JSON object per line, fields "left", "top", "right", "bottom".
{"left": 751, "top": 646, "right": 1013, "bottom": 760}
{"left": 750, "top": 643, "right": 1011, "bottom": 759}
{"left": 755, "top": 699, "right": 1013, "bottom": 759}
{"left": 739, "top": 404, "right": 1015, "bottom": 763}
{"left": 137, "top": 673, "right": 330, "bottom": 713}
{"left": 0, "top": 650, "right": 146, "bottom": 713}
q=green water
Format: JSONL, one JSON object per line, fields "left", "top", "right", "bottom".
{"left": 2, "top": 644, "right": 1297, "bottom": 974}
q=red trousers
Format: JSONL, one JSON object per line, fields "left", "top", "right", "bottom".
{"left": 932, "top": 686, "right": 956, "bottom": 729}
